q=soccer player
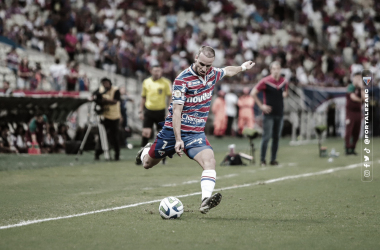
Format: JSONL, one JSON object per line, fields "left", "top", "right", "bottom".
{"left": 135, "top": 46, "right": 255, "bottom": 214}
{"left": 251, "top": 61, "right": 288, "bottom": 166}
{"left": 345, "top": 72, "right": 364, "bottom": 155}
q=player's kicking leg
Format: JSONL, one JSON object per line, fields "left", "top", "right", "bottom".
{"left": 192, "top": 148, "right": 222, "bottom": 214}
{"left": 135, "top": 142, "right": 161, "bottom": 169}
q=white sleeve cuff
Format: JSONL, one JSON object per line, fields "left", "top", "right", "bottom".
{"left": 173, "top": 100, "right": 184, "bottom": 105}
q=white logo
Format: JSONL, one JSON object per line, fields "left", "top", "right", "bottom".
{"left": 158, "top": 150, "right": 165, "bottom": 156}
{"left": 187, "top": 91, "right": 212, "bottom": 103}
{"left": 187, "top": 138, "right": 203, "bottom": 147}
{"left": 181, "top": 114, "right": 205, "bottom": 124}
{"left": 207, "top": 81, "right": 212, "bottom": 86}
{"left": 181, "top": 83, "right": 186, "bottom": 92}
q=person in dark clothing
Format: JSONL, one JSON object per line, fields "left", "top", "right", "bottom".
{"left": 326, "top": 94, "right": 337, "bottom": 137}
{"left": 92, "top": 78, "right": 121, "bottom": 161}
{"left": 251, "top": 61, "right": 288, "bottom": 166}
{"left": 345, "top": 72, "right": 364, "bottom": 155}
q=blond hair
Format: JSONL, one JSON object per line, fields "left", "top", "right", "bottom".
{"left": 197, "top": 45, "right": 215, "bottom": 58}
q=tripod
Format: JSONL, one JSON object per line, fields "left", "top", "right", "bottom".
{"left": 242, "top": 128, "right": 258, "bottom": 165}
{"left": 77, "top": 102, "right": 110, "bottom": 160}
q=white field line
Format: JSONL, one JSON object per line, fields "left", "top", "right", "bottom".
{"left": 0, "top": 162, "right": 363, "bottom": 230}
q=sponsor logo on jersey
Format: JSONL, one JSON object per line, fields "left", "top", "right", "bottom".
{"left": 187, "top": 138, "right": 203, "bottom": 146}
{"left": 189, "top": 80, "right": 201, "bottom": 87}
{"left": 186, "top": 91, "right": 212, "bottom": 103}
{"left": 181, "top": 114, "right": 205, "bottom": 124}
{"left": 173, "top": 90, "right": 181, "bottom": 98}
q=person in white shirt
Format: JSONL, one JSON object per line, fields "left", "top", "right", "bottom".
{"left": 224, "top": 88, "right": 238, "bottom": 136}
{"left": 49, "top": 58, "right": 67, "bottom": 91}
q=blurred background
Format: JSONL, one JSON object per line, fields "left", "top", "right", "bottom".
{"left": 0, "top": 0, "right": 379, "bottom": 155}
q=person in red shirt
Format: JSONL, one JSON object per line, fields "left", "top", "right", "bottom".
{"left": 65, "top": 28, "right": 78, "bottom": 62}
{"left": 67, "top": 63, "right": 79, "bottom": 91}
{"left": 17, "top": 57, "right": 33, "bottom": 90}
{"left": 345, "top": 72, "right": 364, "bottom": 155}
{"left": 251, "top": 61, "right": 288, "bottom": 166}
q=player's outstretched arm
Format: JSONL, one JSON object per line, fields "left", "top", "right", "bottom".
{"left": 224, "top": 61, "right": 255, "bottom": 77}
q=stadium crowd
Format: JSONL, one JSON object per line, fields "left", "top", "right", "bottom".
{"left": 1, "top": 0, "right": 379, "bottom": 91}
{"left": 0, "top": 119, "right": 70, "bottom": 154}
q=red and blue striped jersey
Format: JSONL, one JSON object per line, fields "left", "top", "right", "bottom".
{"left": 164, "top": 65, "right": 226, "bottom": 133}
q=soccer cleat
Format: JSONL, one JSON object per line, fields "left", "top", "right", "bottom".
{"left": 260, "top": 161, "right": 266, "bottom": 166}
{"left": 270, "top": 160, "right": 278, "bottom": 166}
{"left": 135, "top": 142, "right": 152, "bottom": 165}
{"left": 199, "top": 193, "right": 222, "bottom": 214}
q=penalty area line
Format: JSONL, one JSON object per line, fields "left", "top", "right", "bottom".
{"left": 0, "top": 162, "right": 362, "bottom": 230}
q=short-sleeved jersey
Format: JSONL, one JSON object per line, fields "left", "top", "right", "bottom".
{"left": 164, "top": 65, "right": 226, "bottom": 133}
{"left": 29, "top": 115, "right": 48, "bottom": 134}
{"left": 142, "top": 77, "right": 172, "bottom": 111}
{"left": 346, "top": 83, "right": 362, "bottom": 112}
{"left": 256, "top": 75, "right": 287, "bottom": 116}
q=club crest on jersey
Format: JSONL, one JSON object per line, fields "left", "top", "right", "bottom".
{"left": 207, "top": 81, "right": 212, "bottom": 86}
{"left": 158, "top": 150, "right": 165, "bottom": 156}
{"left": 362, "top": 76, "right": 371, "bottom": 86}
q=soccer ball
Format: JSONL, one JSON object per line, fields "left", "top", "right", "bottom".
{"left": 159, "top": 197, "right": 184, "bottom": 219}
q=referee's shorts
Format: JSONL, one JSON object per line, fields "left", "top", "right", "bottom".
{"left": 143, "top": 108, "right": 166, "bottom": 129}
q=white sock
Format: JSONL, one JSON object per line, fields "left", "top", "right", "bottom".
{"left": 140, "top": 147, "right": 150, "bottom": 163}
{"left": 201, "top": 170, "right": 216, "bottom": 200}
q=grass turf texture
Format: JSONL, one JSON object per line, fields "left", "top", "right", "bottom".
{"left": 0, "top": 137, "right": 379, "bottom": 250}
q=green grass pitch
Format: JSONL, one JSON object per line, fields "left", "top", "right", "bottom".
{"left": 0, "top": 137, "right": 379, "bottom": 250}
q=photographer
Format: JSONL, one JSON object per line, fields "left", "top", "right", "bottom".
{"left": 92, "top": 78, "right": 121, "bottom": 161}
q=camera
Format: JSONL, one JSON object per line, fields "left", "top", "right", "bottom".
{"left": 93, "top": 92, "right": 104, "bottom": 115}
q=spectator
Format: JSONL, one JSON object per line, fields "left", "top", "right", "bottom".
{"left": 57, "top": 123, "right": 70, "bottom": 144}
{"left": 102, "top": 41, "right": 117, "bottom": 73}
{"left": 1, "top": 81, "right": 13, "bottom": 96}
{"left": 49, "top": 58, "right": 67, "bottom": 91}
{"left": 30, "top": 63, "right": 44, "bottom": 90}
{"left": 66, "top": 62, "right": 80, "bottom": 91}
{"left": 237, "top": 87, "right": 255, "bottom": 135}
{"left": 17, "top": 57, "right": 33, "bottom": 90}
{"left": 224, "top": 88, "right": 238, "bottom": 136}
{"left": 6, "top": 46, "right": 19, "bottom": 78}
{"left": 212, "top": 90, "right": 227, "bottom": 138}
{"left": 0, "top": 125, "right": 18, "bottom": 153}
{"left": 65, "top": 28, "right": 78, "bottom": 62}
{"left": 78, "top": 73, "right": 89, "bottom": 91}
{"left": 14, "top": 125, "right": 28, "bottom": 153}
